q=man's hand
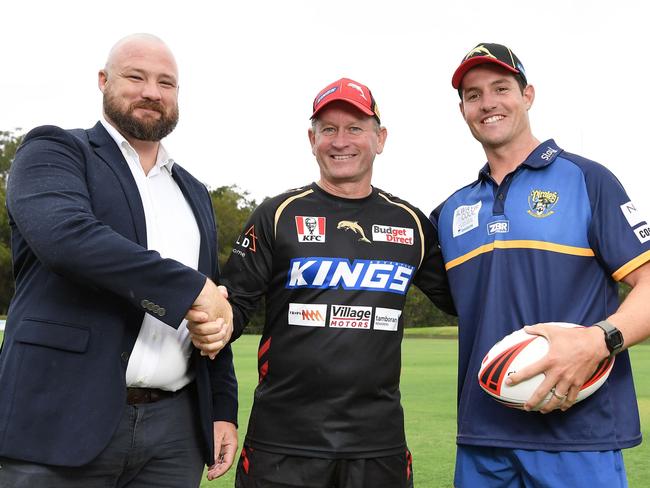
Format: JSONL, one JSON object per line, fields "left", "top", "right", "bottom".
{"left": 505, "top": 323, "right": 609, "bottom": 413}
{"left": 186, "top": 280, "right": 233, "bottom": 359}
{"left": 207, "top": 421, "right": 238, "bottom": 480}
{"left": 187, "top": 318, "right": 232, "bottom": 359}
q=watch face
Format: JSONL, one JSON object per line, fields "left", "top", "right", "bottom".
{"left": 608, "top": 330, "right": 624, "bottom": 351}
{"left": 596, "top": 321, "right": 624, "bottom": 353}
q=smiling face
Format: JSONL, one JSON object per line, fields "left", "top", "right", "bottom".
{"left": 99, "top": 35, "right": 179, "bottom": 142}
{"left": 308, "top": 101, "right": 387, "bottom": 194}
{"left": 459, "top": 64, "right": 534, "bottom": 151}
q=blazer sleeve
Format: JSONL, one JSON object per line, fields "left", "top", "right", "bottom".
{"left": 206, "top": 344, "right": 238, "bottom": 423}
{"left": 6, "top": 126, "right": 206, "bottom": 328}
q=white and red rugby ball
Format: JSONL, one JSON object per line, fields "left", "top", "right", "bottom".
{"left": 478, "top": 322, "right": 614, "bottom": 410}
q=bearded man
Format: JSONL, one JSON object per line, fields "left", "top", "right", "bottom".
{"left": 0, "top": 33, "right": 237, "bottom": 488}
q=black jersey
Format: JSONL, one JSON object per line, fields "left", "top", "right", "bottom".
{"left": 221, "top": 183, "right": 454, "bottom": 458}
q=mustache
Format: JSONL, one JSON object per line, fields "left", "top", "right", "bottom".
{"left": 130, "top": 100, "right": 165, "bottom": 113}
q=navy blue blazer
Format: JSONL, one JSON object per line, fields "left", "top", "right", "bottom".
{"left": 0, "top": 122, "right": 237, "bottom": 466}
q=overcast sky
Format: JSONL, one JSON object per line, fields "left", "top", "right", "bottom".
{"left": 2, "top": 0, "right": 648, "bottom": 218}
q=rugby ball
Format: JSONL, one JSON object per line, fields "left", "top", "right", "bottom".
{"left": 478, "top": 322, "right": 614, "bottom": 410}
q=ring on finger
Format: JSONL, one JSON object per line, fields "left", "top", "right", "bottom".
{"left": 551, "top": 387, "right": 567, "bottom": 402}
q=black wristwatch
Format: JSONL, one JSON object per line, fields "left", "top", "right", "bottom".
{"left": 594, "top": 320, "right": 624, "bottom": 356}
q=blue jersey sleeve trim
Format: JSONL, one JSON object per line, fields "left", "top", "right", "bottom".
{"left": 612, "top": 249, "right": 650, "bottom": 281}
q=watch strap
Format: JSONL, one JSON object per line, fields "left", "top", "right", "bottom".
{"left": 594, "top": 320, "right": 624, "bottom": 355}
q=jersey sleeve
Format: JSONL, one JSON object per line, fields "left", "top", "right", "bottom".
{"left": 581, "top": 160, "right": 650, "bottom": 281}
{"left": 412, "top": 207, "right": 456, "bottom": 315}
{"left": 220, "top": 200, "right": 276, "bottom": 339}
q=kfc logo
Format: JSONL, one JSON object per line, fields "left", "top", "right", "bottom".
{"left": 295, "top": 216, "right": 326, "bottom": 243}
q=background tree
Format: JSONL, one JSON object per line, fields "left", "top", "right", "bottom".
{"left": 209, "top": 185, "right": 258, "bottom": 268}
{"left": 209, "top": 185, "right": 266, "bottom": 332}
{"left": 11, "top": 135, "right": 634, "bottom": 329}
{"left": 0, "top": 130, "right": 23, "bottom": 315}
{"left": 403, "top": 286, "right": 457, "bottom": 327}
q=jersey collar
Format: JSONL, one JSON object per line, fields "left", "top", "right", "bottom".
{"left": 478, "top": 139, "right": 563, "bottom": 181}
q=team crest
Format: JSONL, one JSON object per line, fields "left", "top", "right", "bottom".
{"left": 337, "top": 220, "right": 371, "bottom": 243}
{"left": 295, "top": 216, "right": 326, "bottom": 242}
{"left": 527, "top": 189, "right": 559, "bottom": 218}
{"left": 464, "top": 44, "right": 497, "bottom": 61}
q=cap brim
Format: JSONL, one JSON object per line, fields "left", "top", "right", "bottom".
{"left": 452, "top": 57, "right": 520, "bottom": 89}
{"left": 311, "top": 98, "right": 375, "bottom": 119}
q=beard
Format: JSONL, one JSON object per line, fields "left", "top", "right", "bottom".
{"left": 103, "top": 91, "right": 179, "bottom": 142}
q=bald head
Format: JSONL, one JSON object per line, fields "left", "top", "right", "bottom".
{"left": 104, "top": 33, "right": 178, "bottom": 80}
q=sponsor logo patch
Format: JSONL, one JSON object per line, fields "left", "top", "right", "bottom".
{"left": 540, "top": 147, "right": 558, "bottom": 161}
{"left": 527, "top": 189, "right": 559, "bottom": 218}
{"left": 287, "top": 303, "right": 327, "bottom": 327}
{"left": 329, "top": 305, "right": 372, "bottom": 329}
{"left": 314, "top": 86, "right": 338, "bottom": 106}
{"left": 296, "top": 216, "right": 326, "bottom": 243}
{"left": 453, "top": 201, "right": 482, "bottom": 237}
{"left": 286, "top": 257, "right": 414, "bottom": 295}
{"left": 635, "top": 223, "right": 650, "bottom": 244}
{"left": 234, "top": 225, "right": 258, "bottom": 255}
{"left": 487, "top": 220, "right": 510, "bottom": 235}
{"left": 620, "top": 201, "right": 645, "bottom": 228}
{"left": 372, "top": 224, "right": 414, "bottom": 245}
{"left": 373, "top": 307, "right": 401, "bottom": 331}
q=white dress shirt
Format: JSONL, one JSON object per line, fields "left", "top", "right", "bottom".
{"left": 101, "top": 118, "right": 201, "bottom": 391}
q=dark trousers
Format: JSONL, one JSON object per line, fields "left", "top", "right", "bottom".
{"left": 0, "top": 387, "right": 204, "bottom": 488}
{"left": 235, "top": 445, "right": 414, "bottom": 488}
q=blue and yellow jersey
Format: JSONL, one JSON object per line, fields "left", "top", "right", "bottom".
{"left": 432, "top": 139, "right": 650, "bottom": 451}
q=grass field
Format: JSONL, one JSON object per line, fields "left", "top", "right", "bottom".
{"left": 0, "top": 329, "right": 648, "bottom": 486}
{"left": 207, "top": 332, "right": 650, "bottom": 487}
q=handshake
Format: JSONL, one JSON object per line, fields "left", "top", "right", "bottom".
{"left": 185, "top": 278, "right": 233, "bottom": 359}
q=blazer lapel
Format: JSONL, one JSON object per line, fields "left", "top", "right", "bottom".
{"left": 172, "top": 170, "right": 213, "bottom": 277}
{"left": 87, "top": 122, "right": 148, "bottom": 247}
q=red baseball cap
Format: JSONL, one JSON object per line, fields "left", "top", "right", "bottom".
{"left": 452, "top": 43, "right": 527, "bottom": 90}
{"left": 311, "top": 78, "right": 381, "bottom": 123}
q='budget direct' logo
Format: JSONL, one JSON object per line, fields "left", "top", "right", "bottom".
{"left": 372, "top": 224, "right": 414, "bottom": 245}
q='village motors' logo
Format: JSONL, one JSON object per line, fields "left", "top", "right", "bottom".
{"left": 527, "top": 189, "right": 559, "bottom": 218}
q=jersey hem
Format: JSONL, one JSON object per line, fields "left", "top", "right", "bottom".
{"left": 456, "top": 434, "right": 642, "bottom": 452}
{"left": 246, "top": 438, "right": 407, "bottom": 459}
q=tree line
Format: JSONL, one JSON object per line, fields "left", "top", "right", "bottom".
{"left": 1, "top": 129, "right": 635, "bottom": 327}
{"left": 0, "top": 128, "right": 458, "bottom": 328}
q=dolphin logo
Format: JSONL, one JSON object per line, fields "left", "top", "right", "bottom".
{"left": 347, "top": 82, "right": 367, "bottom": 100}
{"left": 337, "top": 220, "right": 371, "bottom": 243}
{"left": 464, "top": 44, "right": 497, "bottom": 61}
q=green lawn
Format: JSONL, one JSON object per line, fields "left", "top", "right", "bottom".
{"left": 0, "top": 330, "right": 648, "bottom": 486}
{"left": 207, "top": 333, "right": 650, "bottom": 487}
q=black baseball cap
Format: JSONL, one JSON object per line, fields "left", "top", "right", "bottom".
{"left": 452, "top": 43, "right": 527, "bottom": 90}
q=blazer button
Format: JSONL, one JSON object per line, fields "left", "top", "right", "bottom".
{"left": 159, "top": 308, "right": 166, "bottom": 317}
{"left": 141, "top": 299, "right": 150, "bottom": 309}
{"left": 121, "top": 352, "right": 129, "bottom": 362}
